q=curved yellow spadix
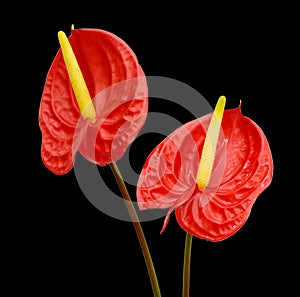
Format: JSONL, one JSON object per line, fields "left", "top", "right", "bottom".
{"left": 57, "top": 31, "right": 96, "bottom": 121}
{"left": 196, "top": 96, "right": 226, "bottom": 190}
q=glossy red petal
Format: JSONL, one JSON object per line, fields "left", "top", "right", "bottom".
{"left": 39, "top": 28, "right": 148, "bottom": 173}
{"left": 39, "top": 43, "right": 80, "bottom": 129}
{"left": 217, "top": 107, "right": 273, "bottom": 197}
{"left": 137, "top": 113, "right": 212, "bottom": 210}
{"left": 79, "top": 67, "right": 148, "bottom": 166}
{"left": 176, "top": 106, "right": 273, "bottom": 241}
{"left": 137, "top": 105, "right": 273, "bottom": 241}
{"left": 38, "top": 60, "right": 77, "bottom": 174}
{"left": 175, "top": 192, "right": 251, "bottom": 241}
{"left": 39, "top": 117, "right": 74, "bottom": 175}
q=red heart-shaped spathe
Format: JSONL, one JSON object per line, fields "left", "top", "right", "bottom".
{"left": 136, "top": 104, "right": 273, "bottom": 241}
{"left": 39, "top": 28, "right": 148, "bottom": 174}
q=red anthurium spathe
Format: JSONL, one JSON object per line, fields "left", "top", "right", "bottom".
{"left": 136, "top": 97, "right": 273, "bottom": 242}
{"left": 39, "top": 27, "right": 148, "bottom": 175}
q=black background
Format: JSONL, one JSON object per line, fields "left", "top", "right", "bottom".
{"left": 7, "top": 2, "right": 296, "bottom": 296}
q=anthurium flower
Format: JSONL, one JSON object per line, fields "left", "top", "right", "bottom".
{"left": 39, "top": 27, "right": 148, "bottom": 175}
{"left": 136, "top": 96, "right": 273, "bottom": 242}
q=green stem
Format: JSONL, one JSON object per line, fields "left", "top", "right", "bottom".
{"left": 109, "top": 162, "right": 161, "bottom": 297}
{"left": 182, "top": 233, "right": 193, "bottom": 297}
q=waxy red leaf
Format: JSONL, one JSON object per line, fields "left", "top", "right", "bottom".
{"left": 136, "top": 104, "right": 273, "bottom": 242}
{"left": 39, "top": 28, "right": 148, "bottom": 174}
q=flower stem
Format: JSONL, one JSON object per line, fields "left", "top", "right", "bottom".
{"left": 182, "top": 233, "right": 193, "bottom": 297}
{"left": 109, "top": 162, "right": 161, "bottom": 297}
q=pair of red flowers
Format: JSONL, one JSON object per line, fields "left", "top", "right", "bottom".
{"left": 39, "top": 27, "right": 273, "bottom": 242}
